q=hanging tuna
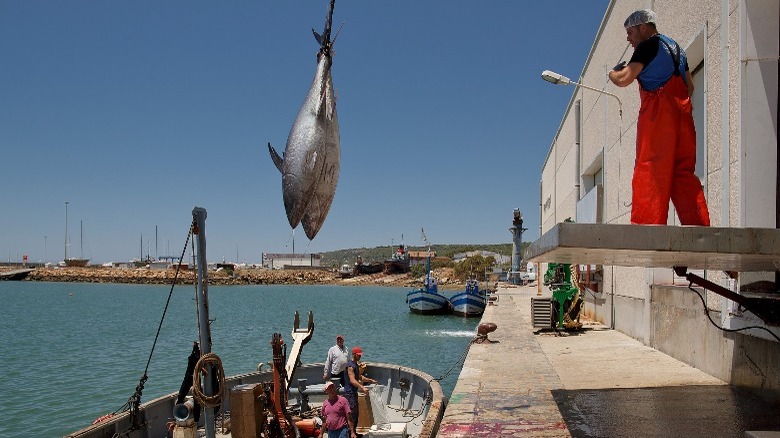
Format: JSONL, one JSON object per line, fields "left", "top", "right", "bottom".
{"left": 268, "top": 0, "right": 340, "bottom": 240}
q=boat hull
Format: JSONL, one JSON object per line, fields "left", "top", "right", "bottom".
{"left": 450, "top": 292, "right": 487, "bottom": 317}
{"left": 64, "top": 258, "right": 90, "bottom": 267}
{"left": 354, "top": 263, "right": 383, "bottom": 275}
{"left": 383, "top": 259, "right": 410, "bottom": 274}
{"left": 66, "top": 362, "right": 445, "bottom": 438}
{"left": 407, "top": 289, "right": 451, "bottom": 315}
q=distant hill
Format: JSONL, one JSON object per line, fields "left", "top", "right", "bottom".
{"left": 320, "top": 242, "right": 530, "bottom": 268}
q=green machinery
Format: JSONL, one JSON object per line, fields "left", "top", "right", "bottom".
{"left": 543, "top": 261, "right": 584, "bottom": 330}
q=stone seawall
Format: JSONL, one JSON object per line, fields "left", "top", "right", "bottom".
{"left": 26, "top": 267, "right": 341, "bottom": 286}
{"left": 12, "top": 266, "right": 468, "bottom": 288}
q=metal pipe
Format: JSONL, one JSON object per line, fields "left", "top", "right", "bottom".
{"left": 192, "top": 206, "right": 215, "bottom": 438}
{"left": 575, "top": 99, "right": 582, "bottom": 205}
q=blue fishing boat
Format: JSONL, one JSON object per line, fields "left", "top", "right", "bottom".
{"left": 406, "top": 231, "right": 451, "bottom": 314}
{"left": 406, "top": 269, "right": 451, "bottom": 314}
{"left": 449, "top": 277, "right": 487, "bottom": 317}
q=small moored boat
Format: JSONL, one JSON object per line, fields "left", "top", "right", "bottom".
{"left": 406, "top": 239, "right": 451, "bottom": 315}
{"left": 449, "top": 277, "right": 487, "bottom": 317}
{"left": 338, "top": 263, "right": 352, "bottom": 278}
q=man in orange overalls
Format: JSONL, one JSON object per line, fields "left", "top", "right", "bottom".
{"left": 608, "top": 9, "right": 710, "bottom": 226}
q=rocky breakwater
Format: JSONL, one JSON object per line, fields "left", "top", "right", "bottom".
{"left": 28, "top": 266, "right": 341, "bottom": 286}
{"left": 25, "top": 266, "right": 468, "bottom": 288}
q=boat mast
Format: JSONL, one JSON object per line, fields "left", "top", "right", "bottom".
{"left": 80, "top": 220, "right": 84, "bottom": 260}
{"left": 64, "top": 201, "right": 69, "bottom": 261}
{"left": 421, "top": 228, "right": 431, "bottom": 289}
{"left": 192, "top": 206, "right": 216, "bottom": 438}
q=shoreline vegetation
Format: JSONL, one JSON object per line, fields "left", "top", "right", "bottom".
{"left": 5, "top": 266, "right": 470, "bottom": 289}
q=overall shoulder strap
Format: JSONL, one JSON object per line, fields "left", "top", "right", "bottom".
{"left": 658, "top": 35, "right": 682, "bottom": 76}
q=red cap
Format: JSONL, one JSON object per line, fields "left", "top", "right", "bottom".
{"left": 352, "top": 346, "right": 363, "bottom": 356}
{"left": 336, "top": 334, "right": 344, "bottom": 340}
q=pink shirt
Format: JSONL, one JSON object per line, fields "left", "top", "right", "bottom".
{"left": 320, "top": 395, "right": 351, "bottom": 431}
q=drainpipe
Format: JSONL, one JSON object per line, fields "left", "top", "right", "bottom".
{"left": 539, "top": 179, "right": 543, "bottom": 237}
{"left": 575, "top": 99, "right": 582, "bottom": 210}
{"left": 721, "top": 0, "right": 730, "bottom": 227}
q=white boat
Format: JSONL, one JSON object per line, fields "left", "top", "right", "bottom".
{"left": 66, "top": 207, "right": 445, "bottom": 438}
{"left": 338, "top": 263, "right": 352, "bottom": 278}
{"left": 449, "top": 277, "right": 487, "bottom": 317}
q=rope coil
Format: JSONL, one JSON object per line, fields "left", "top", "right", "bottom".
{"left": 193, "top": 352, "right": 226, "bottom": 408}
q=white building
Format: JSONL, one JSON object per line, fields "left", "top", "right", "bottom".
{"left": 538, "top": 1, "right": 778, "bottom": 393}
{"left": 452, "top": 250, "right": 510, "bottom": 265}
{"left": 261, "top": 253, "right": 322, "bottom": 270}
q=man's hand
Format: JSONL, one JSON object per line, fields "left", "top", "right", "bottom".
{"left": 609, "top": 61, "right": 643, "bottom": 87}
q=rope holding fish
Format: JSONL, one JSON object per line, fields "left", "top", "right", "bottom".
{"left": 192, "top": 352, "right": 226, "bottom": 408}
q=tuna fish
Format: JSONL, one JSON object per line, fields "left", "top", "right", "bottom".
{"left": 268, "top": 2, "right": 340, "bottom": 240}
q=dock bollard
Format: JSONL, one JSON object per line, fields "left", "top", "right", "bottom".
{"left": 475, "top": 322, "right": 497, "bottom": 344}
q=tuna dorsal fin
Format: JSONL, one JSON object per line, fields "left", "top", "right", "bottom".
{"left": 268, "top": 142, "right": 284, "bottom": 173}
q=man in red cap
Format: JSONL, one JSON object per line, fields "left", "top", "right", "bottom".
{"left": 323, "top": 334, "right": 349, "bottom": 388}
{"left": 343, "top": 346, "right": 377, "bottom": 436}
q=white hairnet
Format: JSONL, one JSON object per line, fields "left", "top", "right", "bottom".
{"left": 624, "top": 9, "right": 657, "bottom": 28}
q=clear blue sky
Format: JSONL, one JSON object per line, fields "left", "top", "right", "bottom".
{"left": 1, "top": 1, "right": 609, "bottom": 264}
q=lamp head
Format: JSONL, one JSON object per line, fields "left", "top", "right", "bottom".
{"left": 541, "top": 70, "right": 571, "bottom": 85}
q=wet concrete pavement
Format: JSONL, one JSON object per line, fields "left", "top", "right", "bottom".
{"left": 438, "top": 285, "right": 780, "bottom": 437}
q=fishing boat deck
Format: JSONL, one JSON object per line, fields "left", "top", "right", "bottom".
{"left": 211, "top": 403, "right": 425, "bottom": 438}
{"left": 524, "top": 222, "right": 780, "bottom": 272}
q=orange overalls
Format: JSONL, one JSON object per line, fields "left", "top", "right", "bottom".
{"left": 631, "top": 73, "right": 710, "bottom": 225}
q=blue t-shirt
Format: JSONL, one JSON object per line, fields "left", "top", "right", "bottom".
{"left": 342, "top": 360, "right": 360, "bottom": 394}
{"left": 629, "top": 34, "right": 689, "bottom": 91}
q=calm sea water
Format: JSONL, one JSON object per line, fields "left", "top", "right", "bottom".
{"left": 0, "top": 281, "right": 479, "bottom": 437}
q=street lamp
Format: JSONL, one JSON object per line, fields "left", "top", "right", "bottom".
{"left": 541, "top": 69, "right": 624, "bottom": 218}
{"left": 541, "top": 70, "right": 622, "bottom": 115}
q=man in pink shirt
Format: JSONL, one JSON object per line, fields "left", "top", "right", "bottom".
{"left": 320, "top": 381, "right": 356, "bottom": 438}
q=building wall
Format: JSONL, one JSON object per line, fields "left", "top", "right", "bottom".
{"left": 262, "top": 253, "right": 322, "bottom": 270}
{"left": 539, "top": 0, "right": 779, "bottom": 391}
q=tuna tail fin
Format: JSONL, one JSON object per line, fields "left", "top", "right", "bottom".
{"left": 312, "top": 29, "right": 324, "bottom": 46}
{"left": 268, "top": 142, "right": 284, "bottom": 173}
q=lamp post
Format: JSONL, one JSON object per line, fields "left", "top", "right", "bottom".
{"left": 540, "top": 70, "right": 623, "bottom": 221}
{"left": 542, "top": 69, "right": 622, "bottom": 331}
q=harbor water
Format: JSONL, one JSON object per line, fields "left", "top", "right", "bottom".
{"left": 0, "top": 281, "right": 478, "bottom": 437}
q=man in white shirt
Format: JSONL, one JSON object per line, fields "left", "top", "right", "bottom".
{"left": 323, "top": 334, "right": 349, "bottom": 387}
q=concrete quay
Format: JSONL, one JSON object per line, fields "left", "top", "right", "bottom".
{"left": 438, "top": 285, "right": 780, "bottom": 437}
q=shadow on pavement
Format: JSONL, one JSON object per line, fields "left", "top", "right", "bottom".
{"left": 552, "top": 385, "right": 780, "bottom": 437}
